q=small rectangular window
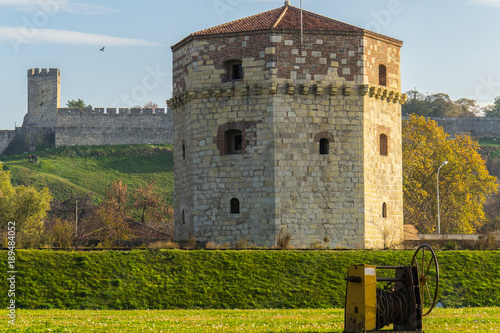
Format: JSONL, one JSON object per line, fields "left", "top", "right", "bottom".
{"left": 232, "top": 64, "right": 242, "bottom": 80}
{"left": 225, "top": 129, "right": 243, "bottom": 155}
{"left": 234, "top": 134, "right": 242, "bottom": 152}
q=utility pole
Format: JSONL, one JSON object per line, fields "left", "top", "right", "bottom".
{"left": 437, "top": 161, "right": 448, "bottom": 234}
{"left": 74, "top": 200, "right": 78, "bottom": 239}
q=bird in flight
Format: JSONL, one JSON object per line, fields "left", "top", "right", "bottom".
{"left": 100, "top": 46, "right": 105, "bottom": 51}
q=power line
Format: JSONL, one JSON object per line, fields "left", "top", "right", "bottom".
{"left": 0, "top": 93, "right": 27, "bottom": 104}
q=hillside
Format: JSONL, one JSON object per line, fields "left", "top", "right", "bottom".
{"left": 0, "top": 144, "right": 174, "bottom": 203}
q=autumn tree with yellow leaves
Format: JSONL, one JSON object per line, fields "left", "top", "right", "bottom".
{"left": 403, "top": 115, "right": 498, "bottom": 234}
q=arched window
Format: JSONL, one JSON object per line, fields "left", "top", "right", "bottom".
{"left": 379, "top": 64, "right": 387, "bottom": 86}
{"left": 182, "top": 210, "right": 186, "bottom": 224}
{"left": 230, "top": 198, "right": 240, "bottom": 214}
{"left": 319, "top": 138, "right": 329, "bottom": 155}
{"left": 382, "top": 203, "right": 388, "bottom": 218}
{"left": 225, "top": 129, "right": 243, "bottom": 155}
{"left": 380, "top": 134, "right": 388, "bottom": 156}
{"left": 182, "top": 144, "right": 186, "bottom": 160}
{"left": 225, "top": 60, "right": 243, "bottom": 81}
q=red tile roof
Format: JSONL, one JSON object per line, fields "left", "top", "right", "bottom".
{"left": 192, "top": 4, "right": 363, "bottom": 37}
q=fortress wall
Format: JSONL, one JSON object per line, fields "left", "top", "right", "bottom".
{"left": 404, "top": 116, "right": 500, "bottom": 139}
{"left": 0, "top": 130, "right": 16, "bottom": 155}
{"left": 55, "top": 127, "right": 171, "bottom": 147}
{"left": 55, "top": 108, "right": 173, "bottom": 147}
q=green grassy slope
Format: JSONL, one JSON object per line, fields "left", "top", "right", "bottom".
{"left": 0, "top": 250, "right": 498, "bottom": 310}
{"left": 0, "top": 144, "right": 174, "bottom": 203}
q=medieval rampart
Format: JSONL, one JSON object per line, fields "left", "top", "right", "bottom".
{"left": 403, "top": 117, "right": 500, "bottom": 139}
{"left": 0, "top": 130, "right": 16, "bottom": 155}
{"left": 54, "top": 107, "right": 173, "bottom": 147}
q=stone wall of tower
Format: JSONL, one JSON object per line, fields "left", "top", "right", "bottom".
{"left": 24, "top": 68, "right": 60, "bottom": 127}
{"left": 361, "top": 35, "right": 404, "bottom": 249}
{"left": 172, "top": 36, "right": 278, "bottom": 246}
{"left": 171, "top": 29, "right": 404, "bottom": 248}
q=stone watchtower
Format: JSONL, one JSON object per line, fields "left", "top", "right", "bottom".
{"left": 24, "top": 68, "right": 60, "bottom": 127}
{"left": 169, "top": 2, "right": 406, "bottom": 249}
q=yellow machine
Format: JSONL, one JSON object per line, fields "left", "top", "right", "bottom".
{"left": 344, "top": 245, "right": 439, "bottom": 333}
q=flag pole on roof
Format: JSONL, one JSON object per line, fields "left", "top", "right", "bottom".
{"left": 300, "top": 0, "right": 304, "bottom": 44}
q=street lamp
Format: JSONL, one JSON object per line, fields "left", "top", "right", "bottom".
{"left": 437, "top": 161, "right": 448, "bottom": 234}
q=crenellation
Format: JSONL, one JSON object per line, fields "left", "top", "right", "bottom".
{"left": 0, "top": 68, "right": 173, "bottom": 155}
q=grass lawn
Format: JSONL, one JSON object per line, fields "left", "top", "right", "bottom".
{"left": 1, "top": 308, "right": 499, "bottom": 332}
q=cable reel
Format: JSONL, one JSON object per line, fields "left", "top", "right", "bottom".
{"left": 344, "top": 244, "right": 439, "bottom": 332}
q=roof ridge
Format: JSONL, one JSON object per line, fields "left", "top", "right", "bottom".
{"left": 273, "top": 4, "right": 289, "bottom": 29}
{"left": 285, "top": 5, "right": 363, "bottom": 32}
{"left": 191, "top": 6, "right": 286, "bottom": 37}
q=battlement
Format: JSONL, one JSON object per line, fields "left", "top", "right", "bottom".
{"left": 57, "top": 107, "right": 168, "bottom": 116}
{"left": 0, "top": 130, "right": 16, "bottom": 138}
{"left": 27, "top": 68, "right": 60, "bottom": 77}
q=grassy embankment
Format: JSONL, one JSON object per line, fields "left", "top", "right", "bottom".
{"left": 0, "top": 144, "right": 174, "bottom": 203}
{"left": 0, "top": 250, "right": 498, "bottom": 310}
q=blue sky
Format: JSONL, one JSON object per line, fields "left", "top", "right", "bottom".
{"left": 1, "top": 0, "right": 500, "bottom": 129}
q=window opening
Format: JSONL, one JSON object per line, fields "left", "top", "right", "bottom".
{"left": 182, "top": 210, "right": 186, "bottom": 224}
{"left": 230, "top": 198, "right": 240, "bottom": 214}
{"left": 225, "top": 130, "right": 243, "bottom": 155}
{"left": 379, "top": 64, "right": 387, "bottom": 86}
{"left": 380, "top": 134, "right": 388, "bottom": 156}
{"left": 319, "top": 138, "right": 329, "bottom": 155}
{"left": 232, "top": 63, "right": 242, "bottom": 80}
{"left": 382, "top": 203, "right": 387, "bottom": 218}
{"left": 225, "top": 60, "right": 243, "bottom": 81}
{"left": 182, "top": 144, "right": 186, "bottom": 160}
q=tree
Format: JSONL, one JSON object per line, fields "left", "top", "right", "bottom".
{"left": 0, "top": 165, "right": 52, "bottom": 239}
{"left": 144, "top": 101, "right": 159, "bottom": 109}
{"left": 403, "top": 115, "right": 497, "bottom": 234}
{"left": 132, "top": 180, "right": 172, "bottom": 223}
{"left": 66, "top": 99, "right": 92, "bottom": 109}
{"left": 402, "top": 90, "right": 480, "bottom": 117}
{"left": 90, "top": 180, "right": 132, "bottom": 244}
{"left": 455, "top": 98, "right": 481, "bottom": 117}
{"left": 483, "top": 96, "right": 500, "bottom": 117}
{"left": 402, "top": 90, "right": 433, "bottom": 116}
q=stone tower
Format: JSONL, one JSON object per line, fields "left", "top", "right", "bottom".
{"left": 24, "top": 68, "right": 60, "bottom": 127}
{"left": 169, "top": 3, "right": 406, "bottom": 249}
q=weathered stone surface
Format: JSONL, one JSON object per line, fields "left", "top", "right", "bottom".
{"left": 171, "top": 16, "right": 404, "bottom": 249}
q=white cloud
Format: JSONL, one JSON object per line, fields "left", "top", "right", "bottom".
{"left": 469, "top": 0, "right": 500, "bottom": 7}
{"left": 0, "top": 0, "right": 116, "bottom": 14}
{"left": 0, "top": 27, "right": 161, "bottom": 47}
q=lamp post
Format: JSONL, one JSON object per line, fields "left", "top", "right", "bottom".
{"left": 437, "top": 161, "right": 448, "bottom": 234}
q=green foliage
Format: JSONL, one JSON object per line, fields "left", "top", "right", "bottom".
{"left": 0, "top": 250, "right": 499, "bottom": 310}
{"left": 0, "top": 165, "right": 51, "bottom": 239}
{"left": 403, "top": 90, "right": 480, "bottom": 117}
{"left": 483, "top": 96, "right": 500, "bottom": 117}
{"left": 1, "top": 144, "right": 174, "bottom": 204}
{"left": 403, "top": 115, "right": 498, "bottom": 233}
{"left": 66, "top": 99, "right": 92, "bottom": 109}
